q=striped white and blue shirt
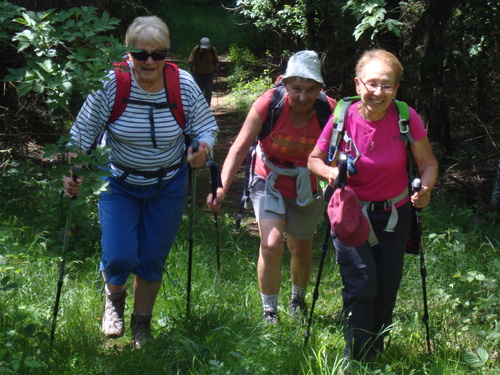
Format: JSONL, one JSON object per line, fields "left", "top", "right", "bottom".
{"left": 70, "top": 62, "right": 218, "bottom": 185}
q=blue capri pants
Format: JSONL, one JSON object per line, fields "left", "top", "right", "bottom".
{"left": 98, "top": 165, "right": 188, "bottom": 285}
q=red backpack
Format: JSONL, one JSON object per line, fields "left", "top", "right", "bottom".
{"left": 109, "top": 60, "right": 185, "bottom": 127}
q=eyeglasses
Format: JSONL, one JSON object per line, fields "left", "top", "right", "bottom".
{"left": 358, "top": 78, "right": 397, "bottom": 93}
{"left": 130, "top": 50, "right": 167, "bottom": 61}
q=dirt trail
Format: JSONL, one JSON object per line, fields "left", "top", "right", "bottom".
{"left": 194, "top": 56, "right": 246, "bottom": 213}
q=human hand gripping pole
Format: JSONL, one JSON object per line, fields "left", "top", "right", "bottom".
{"left": 412, "top": 178, "right": 432, "bottom": 354}
{"left": 186, "top": 139, "right": 199, "bottom": 320}
{"left": 50, "top": 169, "right": 78, "bottom": 341}
{"left": 206, "top": 159, "right": 223, "bottom": 290}
{"left": 304, "top": 153, "right": 348, "bottom": 346}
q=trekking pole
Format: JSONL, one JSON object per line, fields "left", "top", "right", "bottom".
{"left": 50, "top": 171, "right": 78, "bottom": 341}
{"left": 412, "top": 178, "right": 432, "bottom": 353}
{"left": 304, "top": 153, "right": 347, "bottom": 346}
{"left": 304, "top": 210, "right": 330, "bottom": 347}
{"left": 186, "top": 139, "right": 199, "bottom": 320}
{"left": 207, "top": 159, "right": 223, "bottom": 289}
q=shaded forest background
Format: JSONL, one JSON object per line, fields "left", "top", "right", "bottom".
{"left": 1, "top": 0, "right": 499, "bottom": 214}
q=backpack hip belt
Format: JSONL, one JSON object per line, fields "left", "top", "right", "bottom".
{"left": 359, "top": 187, "right": 409, "bottom": 246}
{"left": 110, "top": 160, "right": 184, "bottom": 184}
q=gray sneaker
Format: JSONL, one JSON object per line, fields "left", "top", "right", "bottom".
{"left": 131, "top": 313, "right": 153, "bottom": 349}
{"left": 102, "top": 289, "right": 126, "bottom": 338}
{"left": 263, "top": 309, "right": 279, "bottom": 325}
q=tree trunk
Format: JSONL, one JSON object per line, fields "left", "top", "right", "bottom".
{"left": 410, "top": 0, "right": 459, "bottom": 154}
{"left": 492, "top": 156, "right": 500, "bottom": 211}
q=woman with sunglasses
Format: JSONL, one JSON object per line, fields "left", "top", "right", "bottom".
{"left": 308, "top": 49, "right": 438, "bottom": 362}
{"left": 63, "top": 16, "right": 218, "bottom": 348}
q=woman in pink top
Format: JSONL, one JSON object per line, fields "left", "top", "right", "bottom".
{"left": 308, "top": 49, "right": 438, "bottom": 361}
{"left": 207, "top": 51, "right": 336, "bottom": 324}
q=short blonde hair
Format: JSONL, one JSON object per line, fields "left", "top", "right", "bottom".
{"left": 125, "top": 16, "right": 170, "bottom": 50}
{"left": 355, "top": 49, "right": 403, "bottom": 83}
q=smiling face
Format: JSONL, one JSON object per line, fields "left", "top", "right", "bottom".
{"left": 284, "top": 77, "right": 323, "bottom": 114}
{"left": 128, "top": 43, "right": 167, "bottom": 90}
{"left": 354, "top": 59, "right": 399, "bottom": 121}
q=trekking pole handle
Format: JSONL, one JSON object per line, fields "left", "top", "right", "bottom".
{"left": 207, "top": 160, "right": 222, "bottom": 201}
{"left": 334, "top": 152, "right": 348, "bottom": 189}
{"left": 190, "top": 139, "right": 200, "bottom": 153}
{"left": 412, "top": 178, "right": 422, "bottom": 193}
{"left": 69, "top": 167, "right": 80, "bottom": 199}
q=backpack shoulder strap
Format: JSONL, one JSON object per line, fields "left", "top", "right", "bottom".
{"left": 163, "top": 62, "right": 186, "bottom": 129}
{"left": 109, "top": 61, "right": 131, "bottom": 123}
{"left": 259, "top": 83, "right": 286, "bottom": 140}
{"left": 394, "top": 99, "right": 413, "bottom": 143}
{"left": 315, "top": 91, "right": 333, "bottom": 129}
{"left": 328, "top": 96, "right": 358, "bottom": 162}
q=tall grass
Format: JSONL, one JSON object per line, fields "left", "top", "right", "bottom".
{"left": 1, "top": 157, "right": 499, "bottom": 374}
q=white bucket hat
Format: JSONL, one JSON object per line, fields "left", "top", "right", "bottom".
{"left": 282, "top": 50, "right": 324, "bottom": 85}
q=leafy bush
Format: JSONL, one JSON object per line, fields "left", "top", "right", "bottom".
{"left": 2, "top": 4, "right": 127, "bottom": 114}
{"left": 226, "top": 44, "right": 273, "bottom": 112}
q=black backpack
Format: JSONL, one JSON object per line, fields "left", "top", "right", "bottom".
{"left": 235, "top": 79, "right": 332, "bottom": 229}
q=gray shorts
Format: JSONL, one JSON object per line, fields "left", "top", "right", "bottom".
{"left": 249, "top": 177, "right": 325, "bottom": 240}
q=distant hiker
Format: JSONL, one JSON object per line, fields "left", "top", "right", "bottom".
{"left": 188, "top": 37, "right": 219, "bottom": 106}
{"left": 206, "top": 50, "right": 336, "bottom": 324}
{"left": 308, "top": 49, "right": 438, "bottom": 362}
{"left": 62, "top": 16, "right": 218, "bottom": 348}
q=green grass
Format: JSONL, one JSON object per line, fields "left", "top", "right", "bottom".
{"left": 1, "top": 158, "right": 499, "bottom": 374}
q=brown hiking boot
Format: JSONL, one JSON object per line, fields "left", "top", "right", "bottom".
{"left": 102, "top": 288, "right": 126, "bottom": 338}
{"left": 131, "top": 313, "right": 153, "bottom": 349}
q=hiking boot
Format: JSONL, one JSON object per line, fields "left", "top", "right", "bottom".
{"left": 131, "top": 313, "right": 153, "bottom": 349}
{"left": 102, "top": 288, "right": 126, "bottom": 338}
{"left": 263, "top": 310, "right": 279, "bottom": 325}
{"left": 289, "top": 296, "right": 307, "bottom": 318}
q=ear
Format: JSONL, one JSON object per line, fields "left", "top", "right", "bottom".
{"left": 354, "top": 77, "right": 361, "bottom": 95}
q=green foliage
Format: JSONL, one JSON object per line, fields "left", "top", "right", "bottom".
{"left": 226, "top": 44, "right": 273, "bottom": 112}
{"left": 235, "top": 0, "right": 307, "bottom": 38}
{"left": 234, "top": 0, "right": 308, "bottom": 50}
{"left": 149, "top": 0, "right": 250, "bottom": 59}
{"left": 2, "top": 4, "right": 127, "bottom": 114}
{"left": 342, "top": 0, "right": 404, "bottom": 40}
{"left": 43, "top": 135, "right": 112, "bottom": 202}
{"left": 227, "top": 44, "right": 259, "bottom": 66}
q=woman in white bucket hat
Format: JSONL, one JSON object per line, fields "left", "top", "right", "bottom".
{"left": 207, "top": 50, "right": 336, "bottom": 323}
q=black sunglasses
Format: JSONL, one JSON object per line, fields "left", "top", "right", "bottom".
{"left": 130, "top": 50, "right": 167, "bottom": 61}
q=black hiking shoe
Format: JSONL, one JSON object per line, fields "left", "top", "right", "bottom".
{"left": 263, "top": 310, "right": 279, "bottom": 325}
{"left": 289, "top": 296, "right": 307, "bottom": 318}
{"left": 131, "top": 313, "right": 153, "bottom": 349}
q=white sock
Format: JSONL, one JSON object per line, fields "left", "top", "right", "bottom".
{"left": 105, "top": 285, "right": 126, "bottom": 296}
{"left": 261, "top": 293, "right": 278, "bottom": 312}
{"left": 292, "top": 284, "right": 306, "bottom": 301}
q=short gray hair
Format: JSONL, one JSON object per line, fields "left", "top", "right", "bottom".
{"left": 125, "top": 16, "right": 170, "bottom": 50}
